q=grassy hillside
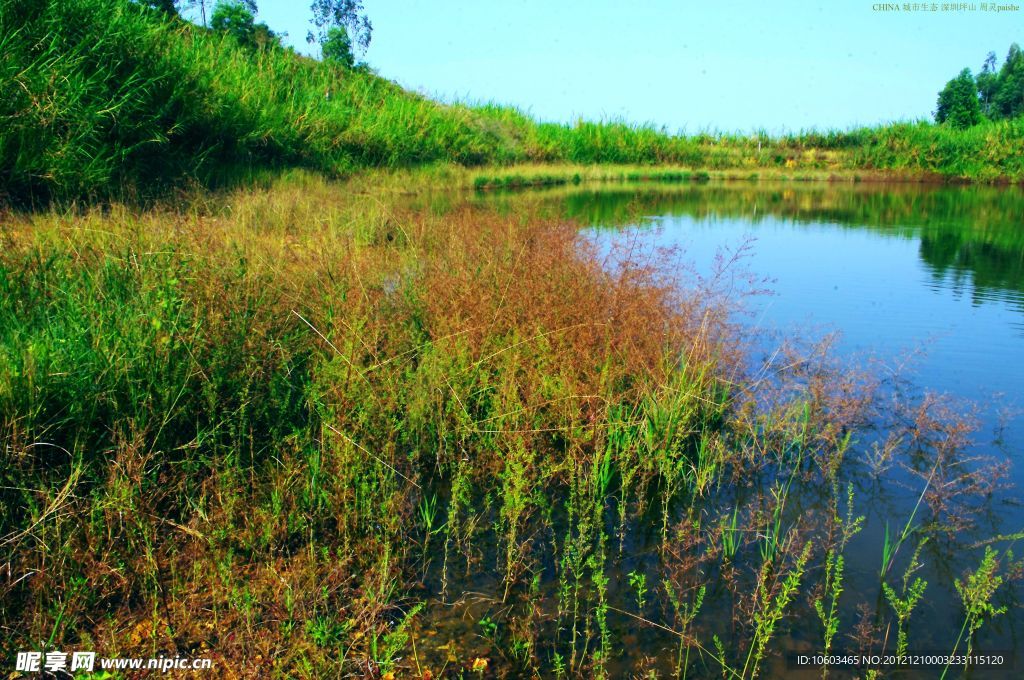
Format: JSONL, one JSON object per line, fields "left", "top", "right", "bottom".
{"left": 2, "top": 0, "right": 1024, "bottom": 205}
{"left": 0, "top": 0, "right": 519, "bottom": 203}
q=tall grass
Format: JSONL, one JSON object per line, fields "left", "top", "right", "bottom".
{"left": 3, "top": 0, "right": 1023, "bottom": 205}
{"left": 0, "top": 0, "right": 499, "bottom": 203}
{"left": 0, "top": 171, "right": 726, "bottom": 673}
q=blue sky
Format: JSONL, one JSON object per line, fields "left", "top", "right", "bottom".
{"left": 195, "top": 0, "right": 1022, "bottom": 133}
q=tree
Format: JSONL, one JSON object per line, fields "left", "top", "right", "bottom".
{"left": 321, "top": 26, "right": 355, "bottom": 68}
{"left": 144, "top": 0, "right": 179, "bottom": 15}
{"left": 308, "top": 0, "right": 371, "bottom": 54}
{"left": 210, "top": 2, "right": 280, "bottom": 50}
{"left": 211, "top": 1, "right": 256, "bottom": 46}
{"left": 935, "top": 43, "right": 1024, "bottom": 125}
{"left": 993, "top": 43, "right": 1024, "bottom": 120}
{"left": 190, "top": 0, "right": 254, "bottom": 26}
{"left": 212, "top": 1, "right": 254, "bottom": 43}
{"left": 935, "top": 68, "right": 981, "bottom": 129}
{"left": 976, "top": 51, "right": 998, "bottom": 119}
{"left": 252, "top": 21, "right": 284, "bottom": 51}
{"left": 146, "top": 0, "right": 178, "bottom": 14}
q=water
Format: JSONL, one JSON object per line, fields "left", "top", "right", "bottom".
{"left": 576, "top": 181, "right": 1024, "bottom": 676}
{"left": 419, "top": 181, "right": 1024, "bottom": 677}
{"left": 595, "top": 190, "right": 1020, "bottom": 390}
{"left": 483, "top": 180, "right": 1024, "bottom": 486}
{"left": 568, "top": 182, "right": 1024, "bottom": 480}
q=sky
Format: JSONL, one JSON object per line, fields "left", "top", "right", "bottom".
{"left": 194, "top": 0, "right": 1022, "bottom": 133}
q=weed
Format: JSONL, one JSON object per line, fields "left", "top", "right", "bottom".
{"left": 628, "top": 570, "right": 648, "bottom": 610}
{"left": 743, "top": 541, "right": 813, "bottom": 679}
{"left": 882, "top": 539, "right": 929, "bottom": 658}
{"left": 943, "top": 546, "right": 1008, "bottom": 677}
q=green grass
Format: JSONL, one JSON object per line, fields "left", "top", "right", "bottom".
{"left": 3, "top": 0, "right": 1024, "bottom": 206}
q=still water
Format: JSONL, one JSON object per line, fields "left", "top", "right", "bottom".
{"left": 579, "top": 182, "right": 1024, "bottom": 674}
{"left": 425, "top": 181, "right": 1024, "bottom": 677}
{"left": 479, "top": 181, "right": 1024, "bottom": 469}
{"left": 572, "top": 184, "right": 1024, "bottom": 407}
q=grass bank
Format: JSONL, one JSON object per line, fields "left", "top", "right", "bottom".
{"left": 3, "top": 0, "right": 1024, "bottom": 206}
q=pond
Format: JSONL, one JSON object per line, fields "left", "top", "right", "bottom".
{"left": 417, "top": 180, "right": 1023, "bottom": 678}
{"left": 579, "top": 183, "right": 1023, "bottom": 489}
{"left": 477, "top": 181, "right": 1024, "bottom": 477}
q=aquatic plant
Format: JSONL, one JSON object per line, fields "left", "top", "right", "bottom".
{"left": 942, "top": 546, "right": 1008, "bottom": 677}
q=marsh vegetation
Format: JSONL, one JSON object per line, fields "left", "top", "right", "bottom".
{"left": 2, "top": 173, "right": 1020, "bottom": 678}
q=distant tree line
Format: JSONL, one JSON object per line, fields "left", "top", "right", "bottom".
{"left": 936, "top": 43, "right": 1024, "bottom": 128}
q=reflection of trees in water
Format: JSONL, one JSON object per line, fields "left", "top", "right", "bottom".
{"left": 919, "top": 233, "right": 1024, "bottom": 309}
{"left": 492, "top": 182, "right": 1024, "bottom": 306}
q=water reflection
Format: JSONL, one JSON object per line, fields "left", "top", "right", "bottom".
{"left": 474, "top": 181, "right": 1024, "bottom": 316}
